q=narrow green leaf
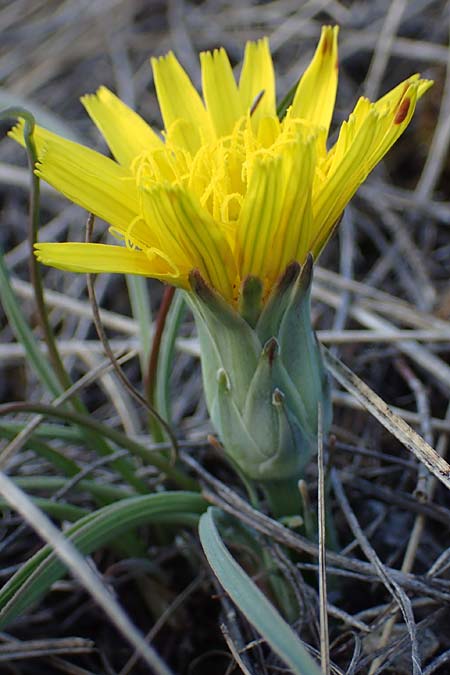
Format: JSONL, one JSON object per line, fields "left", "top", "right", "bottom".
{"left": 126, "top": 275, "right": 152, "bottom": 375}
{"left": 0, "top": 497, "right": 87, "bottom": 521}
{"left": 277, "top": 79, "right": 300, "bottom": 120}
{"left": 0, "top": 491, "right": 206, "bottom": 629}
{"left": 0, "top": 402, "right": 198, "bottom": 491}
{"left": 0, "top": 425, "right": 80, "bottom": 475}
{"left": 0, "top": 255, "right": 144, "bottom": 491}
{"left": 0, "top": 421, "right": 84, "bottom": 442}
{"left": 155, "top": 291, "right": 186, "bottom": 423}
{"left": 199, "top": 508, "right": 322, "bottom": 675}
{"left": 14, "top": 476, "right": 133, "bottom": 502}
{"left": 0, "top": 251, "right": 61, "bottom": 395}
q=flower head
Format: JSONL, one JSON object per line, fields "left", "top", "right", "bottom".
{"left": 11, "top": 27, "right": 431, "bottom": 306}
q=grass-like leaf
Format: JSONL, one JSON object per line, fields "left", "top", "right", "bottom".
{"left": 155, "top": 290, "right": 186, "bottom": 424}
{"left": 0, "top": 401, "right": 197, "bottom": 491}
{"left": 0, "top": 251, "right": 61, "bottom": 395}
{"left": 14, "top": 476, "right": 134, "bottom": 502}
{"left": 0, "top": 252, "right": 145, "bottom": 489}
{"left": 0, "top": 424, "right": 81, "bottom": 475}
{"left": 0, "top": 491, "right": 206, "bottom": 629}
{"left": 0, "top": 496, "right": 88, "bottom": 520}
{"left": 199, "top": 507, "right": 322, "bottom": 675}
{"left": 126, "top": 275, "right": 152, "bottom": 376}
{"left": 0, "top": 421, "right": 84, "bottom": 442}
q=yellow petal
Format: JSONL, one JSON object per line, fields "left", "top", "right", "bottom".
{"left": 141, "top": 184, "right": 236, "bottom": 301}
{"left": 9, "top": 120, "right": 65, "bottom": 158}
{"left": 373, "top": 74, "right": 420, "bottom": 113}
{"left": 11, "top": 121, "right": 151, "bottom": 246}
{"left": 34, "top": 242, "right": 186, "bottom": 285}
{"left": 321, "top": 96, "right": 372, "bottom": 178}
{"left": 151, "top": 52, "right": 213, "bottom": 153}
{"left": 239, "top": 38, "right": 276, "bottom": 123}
{"left": 311, "top": 108, "right": 379, "bottom": 253}
{"left": 291, "top": 26, "right": 339, "bottom": 136}
{"left": 35, "top": 137, "right": 139, "bottom": 232}
{"left": 257, "top": 116, "right": 281, "bottom": 148}
{"left": 312, "top": 78, "right": 431, "bottom": 255}
{"left": 81, "top": 86, "right": 163, "bottom": 166}
{"left": 237, "top": 135, "right": 315, "bottom": 286}
{"left": 282, "top": 140, "right": 315, "bottom": 264}
{"left": 201, "top": 48, "right": 242, "bottom": 137}
{"left": 367, "top": 81, "right": 426, "bottom": 163}
{"left": 237, "top": 155, "right": 284, "bottom": 284}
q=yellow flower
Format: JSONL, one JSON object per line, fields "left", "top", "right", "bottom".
{"left": 11, "top": 26, "right": 431, "bottom": 306}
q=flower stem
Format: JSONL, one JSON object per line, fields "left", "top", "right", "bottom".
{"left": 261, "top": 477, "right": 303, "bottom": 520}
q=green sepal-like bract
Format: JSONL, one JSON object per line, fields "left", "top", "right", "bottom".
{"left": 186, "top": 257, "right": 331, "bottom": 504}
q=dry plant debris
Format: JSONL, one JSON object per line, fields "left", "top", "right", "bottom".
{"left": 1, "top": 1, "right": 450, "bottom": 674}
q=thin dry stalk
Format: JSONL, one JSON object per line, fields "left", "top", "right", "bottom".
{"left": 317, "top": 403, "right": 330, "bottom": 674}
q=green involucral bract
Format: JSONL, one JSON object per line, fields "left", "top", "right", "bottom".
{"left": 186, "top": 256, "right": 331, "bottom": 489}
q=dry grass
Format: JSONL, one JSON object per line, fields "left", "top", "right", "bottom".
{"left": 1, "top": 1, "right": 450, "bottom": 674}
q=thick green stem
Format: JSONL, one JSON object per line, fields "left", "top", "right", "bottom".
{"left": 261, "top": 477, "right": 303, "bottom": 520}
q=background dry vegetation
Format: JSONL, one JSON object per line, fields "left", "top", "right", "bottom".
{"left": 1, "top": 0, "right": 450, "bottom": 674}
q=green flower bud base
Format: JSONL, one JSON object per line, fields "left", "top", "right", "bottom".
{"left": 187, "top": 256, "right": 331, "bottom": 518}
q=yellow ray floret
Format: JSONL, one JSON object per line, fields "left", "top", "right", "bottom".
{"left": 81, "top": 86, "right": 163, "bottom": 166}
{"left": 151, "top": 52, "right": 214, "bottom": 154}
{"left": 291, "top": 25, "right": 339, "bottom": 135}
{"left": 12, "top": 26, "right": 432, "bottom": 307}
{"left": 239, "top": 38, "right": 276, "bottom": 124}
{"left": 34, "top": 242, "right": 182, "bottom": 281}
